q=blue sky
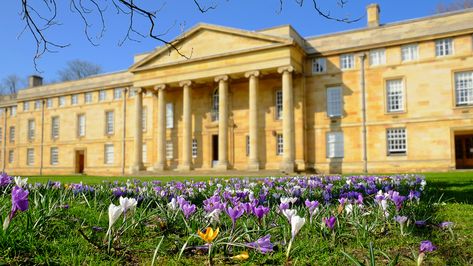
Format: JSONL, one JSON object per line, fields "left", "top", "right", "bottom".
{"left": 0, "top": 0, "right": 447, "bottom": 83}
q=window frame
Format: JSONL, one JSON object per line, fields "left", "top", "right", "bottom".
{"left": 51, "top": 116, "right": 60, "bottom": 139}
{"left": 192, "top": 139, "right": 198, "bottom": 158}
{"left": 275, "top": 89, "right": 283, "bottom": 120}
{"left": 211, "top": 88, "right": 219, "bottom": 122}
{"left": 326, "top": 86, "right": 343, "bottom": 118}
{"left": 27, "top": 148, "right": 34, "bottom": 166}
{"left": 312, "top": 57, "right": 327, "bottom": 74}
{"left": 386, "top": 128, "right": 407, "bottom": 156}
{"left": 59, "top": 96, "right": 66, "bottom": 107}
{"left": 166, "top": 102, "right": 174, "bottom": 129}
{"left": 104, "top": 144, "right": 114, "bottom": 164}
{"left": 276, "top": 133, "right": 283, "bottom": 156}
{"left": 435, "top": 38, "right": 454, "bottom": 57}
{"left": 113, "top": 88, "right": 123, "bottom": 100}
{"left": 369, "top": 48, "right": 386, "bottom": 66}
{"left": 99, "top": 90, "right": 107, "bottom": 102}
{"left": 326, "top": 131, "right": 344, "bottom": 159}
{"left": 27, "top": 119, "right": 35, "bottom": 141}
{"left": 340, "top": 53, "right": 355, "bottom": 70}
{"left": 34, "top": 100, "right": 41, "bottom": 110}
{"left": 401, "top": 44, "right": 419, "bottom": 62}
{"left": 77, "top": 114, "right": 86, "bottom": 137}
{"left": 23, "top": 101, "right": 30, "bottom": 111}
{"left": 142, "top": 143, "right": 147, "bottom": 163}
{"left": 454, "top": 71, "right": 473, "bottom": 107}
{"left": 84, "top": 92, "right": 93, "bottom": 104}
{"left": 385, "top": 78, "right": 406, "bottom": 113}
{"left": 105, "top": 111, "right": 114, "bottom": 135}
{"left": 8, "top": 149, "right": 14, "bottom": 164}
{"left": 9, "top": 126, "right": 15, "bottom": 143}
{"left": 50, "top": 147, "right": 59, "bottom": 165}
{"left": 46, "top": 98, "right": 53, "bottom": 108}
{"left": 165, "top": 140, "right": 173, "bottom": 159}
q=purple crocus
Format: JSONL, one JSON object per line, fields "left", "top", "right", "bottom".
{"left": 0, "top": 173, "right": 11, "bottom": 187}
{"left": 439, "top": 221, "right": 454, "bottom": 229}
{"left": 253, "top": 205, "right": 269, "bottom": 220}
{"left": 181, "top": 203, "right": 196, "bottom": 219}
{"left": 247, "top": 234, "right": 274, "bottom": 254}
{"left": 3, "top": 186, "right": 29, "bottom": 231}
{"left": 226, "top": 205, "right": 245, "bottom": 227}
{"left": 419, "top": 240, "right": 437, "bottom": 253}
{"left": 391, "top": 191, "right": 406, "bottom": 211}
{"left": 415, "top": 220, "right": 427, "bottom": 228}
{"left": 324, "top": 216, "right": 336, "bottom": 230}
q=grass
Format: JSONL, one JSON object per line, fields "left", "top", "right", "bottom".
{"left": 2, "top": 171, "right": 473, "bottom": 265}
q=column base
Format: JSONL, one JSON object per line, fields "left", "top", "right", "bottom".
{"left": 152, "top": 163, "right": 166, "bottom": 172}
{"left": 214, "top": 161, "right": 229, "bottom": 171}
{"left": 178, "top": 164, "right": 192, "bottom": 172}
{"left": 129, "top": 163, "right": 145, "bottom": 174}
{"left": 247, "top": 161, "right": 260, "bottom": 171}
{"left": 279, "top": 160, "right": 295, "bottom": 174}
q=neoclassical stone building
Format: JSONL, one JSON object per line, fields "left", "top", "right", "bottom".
{"left": 1, "top": 4, "right": 473, "bottom": 175}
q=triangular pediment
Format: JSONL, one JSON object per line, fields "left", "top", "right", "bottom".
{"left": 130, "top": 24, "right": 292, "bottom": 71}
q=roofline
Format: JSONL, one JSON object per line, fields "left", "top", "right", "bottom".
{"left": 305, "top": 7, "right": 473, "bottom": 40}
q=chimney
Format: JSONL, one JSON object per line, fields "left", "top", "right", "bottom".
{"left": 28, "top": 75, "right": 43, "bottom": 88}
{"left": 367, "top": 3, "right": 380, "bottom": 27}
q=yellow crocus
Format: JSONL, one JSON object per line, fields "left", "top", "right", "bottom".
{"left": 231, "top": 251, "right": 249, "bottom": 261}
{"left": 197, "top": 227, "right": 219, "bottom": 243}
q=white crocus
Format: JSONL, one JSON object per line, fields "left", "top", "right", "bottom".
{"left": 119, "top": 197, "right": 137, "bottom": 214}
{"left": 205, "top": 209, "right": 222, "bottom": 224}
{"left": 287, "top": 215, "right": 306, "bottom": 258}
{"left": 345, "top": 203, "right": 353, "bottom": 215}
{"left": 167, "top": 198, "right": 179, "bottom": 210}
{"left": 282, "top": 209, "right": 297, "bottom": 222}
{"left": 107, "top": 204, "right": 123, "bottom": 236}
{"left": 14, "top": 176, "right": 28, "bottom": 188}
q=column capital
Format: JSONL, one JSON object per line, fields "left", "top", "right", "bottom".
{"left": 153, "top": 84, "right": 166, "bottom": 92}
{"left": 179, "top": 80, "right": 192, "bottom": 87}
{"left": 277, "top": 66, "right": 295, "bottom": 74}
{"left": 132, "top": 87, "right": 145, "bottom": 94}
{"left": 214, "top": 75, "right": 229, "bottom": 82}
{"left": 244, "top": 71, "right": 260, "bottom": 78}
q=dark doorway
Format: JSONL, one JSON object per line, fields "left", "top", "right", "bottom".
{"left": 75, "top": 150, "right": 85, "bottom": 174}
{"left": 212, "top": 135, "right": 218, "bottom": 167}
{"left": 455, "top": 134, "right": 473, "bottom": 169}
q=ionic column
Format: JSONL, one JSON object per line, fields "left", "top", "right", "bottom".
{"left": 179, "top": 80, "right": 192, "bottom": 171}
{"left": 130, "top": 87, "right": 145, "bottom": 173}
{"left": 215, "top": 75, "right": 229, "bottom": 170}
{"left": 278, "top": 66, "right": 295, "bottom": 173}
{"left": 245, "top": 71, "right": 260, "bottom": 171}
{"left": 153, "top": 84, "right": 166, "bottom": 171}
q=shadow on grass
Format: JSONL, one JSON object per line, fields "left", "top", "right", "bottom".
{"left": 425, "top": 180, "right": 473, "bottom": 204}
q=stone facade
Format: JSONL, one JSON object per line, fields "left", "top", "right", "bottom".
{"left": 1, "top": 4, "right": 473, "bottom": 175}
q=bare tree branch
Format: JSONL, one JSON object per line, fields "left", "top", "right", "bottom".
{"left": 436, "top": 0, "right": 473, "bottom": 13}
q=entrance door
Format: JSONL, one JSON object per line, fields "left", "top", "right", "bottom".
{"left": 212, "top": 135, "right": 218, "bottom": 167}
{"left": 75, "top": 150, "right": 85, "bottom": 174}
{"left": 455, "top": 135, "right": 473, "bottom": 169}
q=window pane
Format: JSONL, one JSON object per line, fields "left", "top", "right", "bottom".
{"left": 327, "top": 86, "right": 342, "bottom": 117}
{"left": 166, "top": 103, "right": 174, "bottom": 129}
{"left": 326, "top": 132, "right": 344, "bottom": 158}
{"left": 455, "top": 71, "right": 473, "bottom": 106}
{"left": 386, "top": 79, "right": 404, "bottom": 112}
{"left": 276, "top": 90, "right": 283, "bottom": 120}
{"left": 387, "top": 128, "right": 407, "bottom": 155}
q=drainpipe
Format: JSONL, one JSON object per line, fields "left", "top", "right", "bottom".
{"left": 121, "top": 88, "right": 127, "bottom": 176}
{"left": 2, "top": 107, "right": 7, "bottom": 173}
{"left": 359, "top": 53, "right": 368, "bottom": 174}
{"left": 40, "top": 99, "right": 45, "bottom": 176}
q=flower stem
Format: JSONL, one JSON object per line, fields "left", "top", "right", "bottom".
{"left": 286, "top": 237, "right": 293, "bottom": 259}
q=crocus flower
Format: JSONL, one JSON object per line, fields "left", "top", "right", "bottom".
{"left": 305, "top": 200, "right": 319, "bottom": 223}
{"left": 324, "top": 216, "right": 336, "bottom": 230}
{"left": 415, "top": 220, "right": 427, "bottom": 228}
{"left": 230, "top": 251, "right": 249, "bottom": 261}
{"left": 253, "top": 205, "right": 269, "bottom": 220}
{"left": 290, "top": 215, "right": 306, "bottom": 239}
{"left": 391, "top": 191, "right": 406, "bottom": 211}
{"left": 3, "top": 186, "right": 29, "bottom": 231}
{"left": 0, "top": 173, "right": 10, "bottom": 187}
{"left": 14, "top": 176, "right": 28, "bottom": 188}
{"left": 182, "top": 203, "right": 196, "bottom": 219}
{"left": 197, "top": 227, "right": 219, "bottom": 243}
{"left": 395, "top": 215, "right": 408, "bottom": 236}
{"left": 167, "top": 198, "right": 179, "bottom": 210}
{"left": 282, "top": 209, "right": 297, "bottom": 222}
{"left": 247, "top": 234, "right": 274, "bottom": 254}
{"left": 439, "top": 221, "right": 454, "bottom": 229}
{"left": 226, "top": 205, "right": 245, "bottom": 228}
{"left": 417, "top": 240, "right": 437, "bottom": 266}
{"left": 205, "top": 209, "right": 222, "bottom": 224}
{"left": 106, "top": 203, "right": 123, "bottom": 236}
{"left": 119, "top": 196, "right": 137, "bottom": 215}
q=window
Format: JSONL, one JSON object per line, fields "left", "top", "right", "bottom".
{"left": 8, "top": 150, "right": 14, "bottom": 164}
{"left": 142, "top": 143, "right": 147, "bottom": 163}
{"left": 51, "top": 116, "right": 59, "bottom": 139}
{"left": 104, "top": 144, "right": 114, "bottom": 164}
{"left": 142, "top": 107, "right": 147, "bottom": 131}
{"left": 105, "top": 111, "right": 114, "bottom": 135}
{"left": 129, "top": 89, "right": 136, "bottom": 97}
{"left": 77, "top": 114, "right": 86, "bottom": 137}
{"left": 192, "top": 139, "right": 198, "bottom": 158}
{"left": 84, "top": 92, "right": 93, "bottom": 104}
{"left": 99, "top": 90, "right": 106, "bottom": 101}
{"left": 23, "top": 102, "right": 30, "bottom": 111}
{"left": 276, "top": 134, "right": 283, "bottom": 155}
{"left": 246, "top": 135, "right": 250, "bottom": 156}
{"left": 312, "top": 58, "right": 326, "bottom": 73}
{"left": 166, "top": 103, "right": 174, "bottom": 129}
{"left": 212, "top": 89, "right": 219, "bottom": 121}
{"left": 10, "top": 107, "right": 16, "bottom": 117}
{"left": 386, "top": 79, "right": 404, "bottom": 112}
{"left": 401, "top": 44, "right": 419, "bottom": 62}
{"left": 340, "top": 54, "right": 355, "bottom": 70}
{"left": 275, "top": 90, "right": 283, "bottom": 120}
{"left": 455, "top": 71, "right": 473, "bottom": 106}
{"left": 59, "top": 96, "right": 66, "bottom": 107}
{"left": 113, "top": 88, "right": 122, "bottom": 100}
{"left": 369, "top": 49, "right": 386, "bottom": 66}
{"left": 50, "top": 147, "right": 58, "bottom": 165}
{"left": 34, "top": 100, "right": 41, "bottom": 110}
{"left": 46, "top": 98, "right": 53, "bottom": 108}
{"left": 27, "top": 119, "right": 35, "bottom": 140}
{"left": 27, "top": 148, "right": 34, "bottom": 165}
{"left": 166, "top": 141, "right": 173, "bottom": 159}
{"left": 436, "top": 38, "right": 454, "bottom": 56}
{"left": 71, "top": 94, "right": 79, "bottom": 105}
{"left": 327, "top": 86, "right": 343, "bottom": 117}
{"left": 387, "top": 128, "right": 407, "bottom": 155}
{"left": 9, "top": 126, "right": 15, "bottom": 143}
{"left": 326, "top": 132, "right": 344, "bottom": 158}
